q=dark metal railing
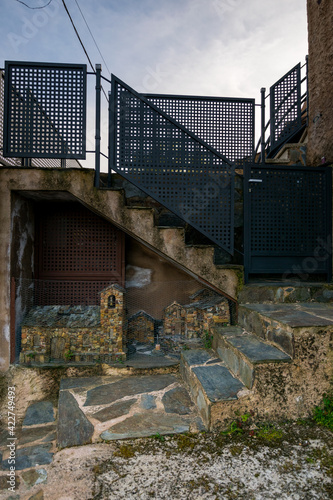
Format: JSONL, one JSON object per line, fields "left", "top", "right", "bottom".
{"left": 107, "top": 74, "right": 250, "bottom": 255}
{"left": 254, "top": 57, "right": 308, "bottom": 163}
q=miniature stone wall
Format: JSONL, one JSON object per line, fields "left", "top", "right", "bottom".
{"left": 127, "top": 311, "right": 155, "bottom": 344}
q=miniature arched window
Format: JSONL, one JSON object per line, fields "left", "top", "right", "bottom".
{"left": 108, "top": 295, "right": 116, "bottom": 309}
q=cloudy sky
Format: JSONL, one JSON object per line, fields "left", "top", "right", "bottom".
{"left": 0, "top": 0, "right": 308, "bottom": 165}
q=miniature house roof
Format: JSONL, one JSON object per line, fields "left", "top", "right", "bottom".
{"left": 21, "top": 305, "right": 100, "bottom": 329}
{"left": 100, "top": 283, "right": 126, "bottom": 295}
{"left": 128, "top": 310, "right": 156, "bottom": 322}
{"left": 184, "top": 295, "right": 227, "bottom": 311}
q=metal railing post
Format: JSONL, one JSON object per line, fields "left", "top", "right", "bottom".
{"left": 94, "top": 63, "right": 101, "bottom": 188}
{"left": 260, "top": 87, "right": 266, "bottom": 164}
{"left": 305, "top": 55, "right": 309, "bottom": 127}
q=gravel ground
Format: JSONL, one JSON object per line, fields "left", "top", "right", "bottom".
{"left": 2, "top": 422, "right": 332, "bottom": 500}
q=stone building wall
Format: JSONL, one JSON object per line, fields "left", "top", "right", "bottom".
{"left": 306, "top": 0, "right": 333, "bottom": 165}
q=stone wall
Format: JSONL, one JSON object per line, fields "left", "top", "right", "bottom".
{"left": 306, "top": 0, "right": 333, "bottom": 165}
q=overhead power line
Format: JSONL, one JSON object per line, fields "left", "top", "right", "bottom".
{"left": 14, "top": 0, "right": 53, "bottom": 8}
{"left": 61, "top": 0, "right": 109, "bottom": 101}
{"left": 73, "top": 0, "right": 111, "bottom": 76}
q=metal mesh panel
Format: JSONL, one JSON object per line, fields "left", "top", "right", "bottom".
{"left": 33, "top": 280, "right": 114, "bottom": 306}
{"left": 4, "top": 62, "right": 86, "bottom": 159}
{"left": 111, "top": 77, "right": 235, "bottom": 254}
{"left": 270, "top": 63, "right": 301, "bottom": 151}
{"left": 36, "top": 202, "right": 124, "bottom": 283}
{"left": 143, "top": 94, "right": 255, "bottom": 165}
{"left": 248, "top": 166, "right": 328, "bottom": 255}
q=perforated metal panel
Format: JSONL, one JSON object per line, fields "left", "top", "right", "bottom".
{"left": 110, "top": 76, "right": 235, "bottom": 254}
{"left": 4, "top": 61, "right": 86, "bottom": 159}
{"left": 36, "top": 203, "right": 125, "bottom": 299}
{"left": 33, "top": 280, "right": 115, "bottom": 306}
{"left": 244, "top": 165, "right": 332, "bottom": 279}
{"left": 143, "top": 94, "right": 255, "bottom": 165}
{"left": 270, "top": 63, "right": 301, "bottom": 151}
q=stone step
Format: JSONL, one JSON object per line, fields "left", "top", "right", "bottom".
{"left": 238, "top": 283, "right": 333, "bottom": 304}
{"left": 212, "top": 326, "right": 291, "bottom": 389}
{"left": 180, "top": 349, "right": 244, "bottom": 429}
{"left": 238, "top": 302, "right": 333, "bottom": 357}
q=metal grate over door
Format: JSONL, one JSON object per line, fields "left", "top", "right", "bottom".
{"left": 36, "top": 203, "right": 125, "bottom": 304}
{"left": 270, "top": 63, "right": 302, "bottom": 152}
{"left": 244, "top": 165, "right": 332, "bottom": 281}
{"left": 110, "top": 75, "right": 236, "bottom": 254}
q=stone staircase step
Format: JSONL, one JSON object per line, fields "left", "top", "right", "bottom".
{"left": 238, "top": 283, "right": 333, "bottom": 304}
{"left": 212, "top": 326, "right": 291, "bottom": 389}
{"left": 238, "top": 303, "right": 333, "bottom": 357}
{"left": 180, "top": 349, "right": 244, "bottom": 429}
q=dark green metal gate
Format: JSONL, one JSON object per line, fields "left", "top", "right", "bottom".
{"left": 244, "top": 164, "right": 332, "bottom": 282}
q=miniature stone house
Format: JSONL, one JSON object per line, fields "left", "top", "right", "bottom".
{"left": 127, "top": 311, "right": 155, "bottom": 344}
{"left": 163, "top": 301, "right": 185, "bottom": 336}
{"left": 19, "top": 284, "right": 127, "bottom": 364}
{"left": 163, "top": 290, "right": 230, "bottom": 339}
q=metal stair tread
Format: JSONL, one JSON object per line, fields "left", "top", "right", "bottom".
{"left": 192, "top": 364, "right": 244, "bottom": 403}
{"left": 216, "top": 326, "right": 291, "bottom": 364}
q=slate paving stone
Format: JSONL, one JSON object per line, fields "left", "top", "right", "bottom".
{"left": 101, "top": 412, "right": 190, "bottom": 440}
{"left": 60, "top": 376, "right": 115, "bottom": 391}
{"left": 225, "top": 333, "right": 291, "bottom": 363}
{"left": 84, "top": 374, "right": 177, "bottom": 407}
{"left": 244, "top": 303, "right": 333, "bottom": 327}
{"left": 18, "top": 425, "right": 56, "bottom": 445}
{"left": 192, "top": 365, "right": 244, "bottom": 402}
{"left": 21, "top": 468, "right": 47, "bottom": 488}
{"left": 23, "top": 402, "right": 54, "bottom": 426}
{"left": 0, "top": 474, "right": 20, "bottom": 490}
{"left": 140, "top": 394, "right": 156, "bottom": 410}
{"left": 57, "top": 391, "right": 94, "bottom": 449}
{"left": 2, "top": 444, "right": 53, "bottom": 470}
{"left": 28, "top": 490, "right": 44, "bottom": 500}
{"left": 92, "top": 399, "right": 137, "bottom": 423}
{"left": 182, "top": 349, "right": 213, "bottom": 367}
{"left": 162, "top": 387, "right": 193, "bottom": 415}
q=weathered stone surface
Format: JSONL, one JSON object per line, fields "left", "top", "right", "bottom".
{"left": 92, "top": 399, "right": 136, "bottom": 423}
{"left": 162, "top": 387, "right": 193, "bottom": 415}
{"left": 60, "top": 376, "right": 108, "bottom": 391}
{"left": 21, "top": 468, "right": 47, "bottom": 488}
{"left": 19, "top": 425, "right": 56, "bottom": 445}
{"left": 101, "top": 412, "right": 190, "bottom": 440}
{"left": 23, "top": 401, "right": 54, "bottom": 426}
{"left": 84, "top": 374, "right": 176, "bottom": 407}
{"left": 307, "top": 0, "right": 333, "bottom": 165}
{"left": 192, "top": 365, "right": 244, "bottom": 403}
{"left": 57, "top": 391, "right": 94, "bottom": 449}
{"left": 140, "top": 394, "right": 156, "bottom": 410}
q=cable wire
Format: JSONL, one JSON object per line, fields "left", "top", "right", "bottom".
{"left": 14, "top": 0, "right": 53, "bottom": 8}
{"left": 73, "top": 0, "right": 111, "bottom": 76}
{"left": 61, "top": 0, "right": 109, "bottom": 102}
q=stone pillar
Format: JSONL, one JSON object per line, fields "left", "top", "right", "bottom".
{"left": 100, "top": 284, "right": 126, "bottom": 354}
{"left": 306, "top": 0, "right": 333, "bottom": 165}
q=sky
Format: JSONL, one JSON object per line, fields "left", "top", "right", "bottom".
{"left": 0, "top": 0, "right": 308, "bottom": 167}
